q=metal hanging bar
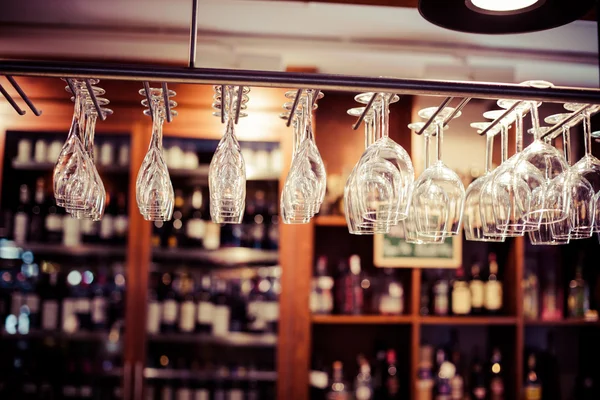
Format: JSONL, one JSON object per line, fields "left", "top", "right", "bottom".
{"left": 161, "top": 82, "right": 172, "bottom": 123}
{"left": 479, "top": 101, "right": 523, "bottom": 136}
{"left": 442, "top": 97, "right": 470, "bottom": 128}
{"left": 188, "top": 0, "right": 199, "bottom": 68}
{"left": 352, "top": 93, "right": 379, "bottom": 131}
{"left": 541, "top": 104, "right": 591, "bottom": 140}
{"left": 416, "top": 97, "right": 453, "bottom": 136}
{"left": 2, "top": 60, "right": 600, "bottom": 103}
{"left": 0, "top": 82, "right": 26, "bottom": 115}
{"left": 143, "top": 81, "right": 154, "bottom": 121}
{"left": 234, "top": 85, "right": 244, "bottom": 125}
{"left": 286, "top": 89, "right": 303, "bottom": 128}
{"left": 5, "top": 76, "right": 42, "bottom": 116}
{"left": 85, "top": 79, "right": 106, "bottom": 121}
{"left": 221, "top": 84, "right": 226, "bottom": 124}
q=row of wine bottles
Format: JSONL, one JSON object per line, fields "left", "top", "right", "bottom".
{"left": 151, "top": 187, "right": 279, "bottom": 251}
{"left": 0, "top": 257, "right": 126, "bottom": 334}
{"left": 148, "top": 267, "right": 280, "bottom": 336}
{"left": 311, "top": 255, "right": 405, "bottom": 316}
{"left": 421, "top": 254, "right": 504, "bottom": 317}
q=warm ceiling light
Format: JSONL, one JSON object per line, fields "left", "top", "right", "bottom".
{"left": 418, "top": 0, "right": 595, "bottom": 34}
{"left": 467, "top": 0, "right": 543, "bottom": 14}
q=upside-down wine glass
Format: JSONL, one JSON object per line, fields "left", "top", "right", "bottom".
{"left": 412, "top": 106, "right": 464, "bottom": 238}
{"left": 136, "top": 87, "right": 176, "bottom": 221}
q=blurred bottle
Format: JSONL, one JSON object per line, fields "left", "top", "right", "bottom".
{"left": 470, "top": 348, "right": 487, "bottom": 400}
{"left": 178, "top": 273, "right": 196, "bottom": 334}
{"left": 451, "top": 265, "right": 471, "bottom": 316}
{"left": 489, "top": 347, "right": 504, "bottom": 400}
{"left": 383, "top": 349, "right": 401, "bottom": 400}
{"left": 523, "top": 263, "right": 540, "bottom": 319}
{"left": 355, "top": 355, "right": 373, "bottom": 400}
{"left": 113, "top": 193, "right": 129, "bottom": 244}
{"left": 377, "top": 269, "right": 404, "bottom": 316}
{"left": 541, "top": 266, "right": 562, "bottom": 321}
{"left": 484, "top": 253, "right": 503, "bottom": 314}
{"left": 433, "top": 273, "right": 449, "bottom": 316}
{"left": 524, "top": 353, "right": 542, "bottom": 400}
{"left": 13, "top": 184, "right": 30, "bottom": 243}
{"left": 160, "top": 272, "right": 178, "bottom": 333}
{"left": 334, "top": 255, "right": 363, "bottom": 315}
{"left": 311, "top": 256, "right": 334, "bottom": 315}
{"left": 195, "top": 275, "right": 214, "bottom": 334}
{"left": 540, "top": 331, "right": 560, "bottom": 400}
{"left": 147, "top": 274, "right": 161, "bottom": 334}
{"left": 568, "top": 256, "right": 588, "bottom": 318}
{"left": 416, "top": 345, "right": 434, "bottom": 400}
{"left": 29, "top": 178, "right": 46, "bottom": 242}
{"left": 212, "top": 278, "right": 231, "bottom": 336}
{"left": 185, "top": 188, "right": 206, "bottom": 248}
{"left": 326, "top": 361, "right": 350, "bottom": 400}
{"left": 469, "top": 263, "right": 485, "bottom": 315}
{"left": 168, "top": 190, "right": 186, "bottom": 249}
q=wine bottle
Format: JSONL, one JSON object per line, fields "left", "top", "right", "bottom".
{"left": 212, "top": 279, "right": 231, "bottom": 336}
{"left": 178, "top": 273, "right": 196, "bottom": 334}
{"left": 91, "top": 269, "right": 108, "bottom": 331}
{"left": 433, "top": 273, "right": 449, "bottom": 316}
{"left": 29, "top": 178, "right": 46, "bottom": 242}
{"left": 568, "top": 258, "right": 588, "bottom": 318}
{"left": 451, "top": 266, "right": 471, "bottom": 316}
{"left": 147, "top": 275, "right": 161, "bottom": 334}
{"left": 75, "top": 276, "right": 92, "bottom": 331}
{"left": 195, "top": 275, "right": 213, "bottom": 333}
{"left": 113, "top": 193, "right": 129, "bottom": 244}
{"left": 489, "top": 347, "right": 504, "bottom": 400}
{"left": 524, "top": 353, "right": 542, "bottom": 400}
{"left": 326, "top": 361, "right": 350, "bottom": 400}
{"left": 13, "top": 184, "right": 30, "bottom": 244}
{"left": 99, "top": 192, "right": 115, "bottom": 244}
{"left": 416, "top": 345, "right": 434, "bottom": 400}
{"left": 168, "top": 190, "right": 185, "bottom": 249}
{"left": 44, "top": 200, "right": 64, "bottom": 244}
{"left": 41, "top": 270, "right": 60, "bottom": 331}
{"left": 185, "top": 188, "right": 206, "bottom": 248}
{"left": 355, "top": 355, "right": 374, "bottom": 400}
{"left": 469, "top": 263, "right": 485, "bottom": 315}
{"left": 378, "top": 269, "right": 404, "bottom": 316}
{"left": 384, "top": 349, "right": 401, "bottom": 399}
{"left": 160, "top": 273, "right": 178, "bottom": 333}
{"left": 484, "top": 253, "right": 503, "bottom": 314}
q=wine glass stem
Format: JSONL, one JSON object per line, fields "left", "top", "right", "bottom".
{"left": 562, "top": 125, "right": 571, "bottom": 165}
{"left": 436, "top": 121, "right": 443, "bottom": 162}
{"left": 150, "top": 96, "right": 164, "bottom": 149}
{"left": 584, "top": 112, "right": 592, "bottom": 157}
{"left": 424, "top": 134, "right": 430, "bottom": 169}
{"left": 501, "top": 125, "right": 508, "bottom": 163}
{"left": 380, "top": 94, "right": 390, "bottom": 139}
{"left": 364, "top": 116, "right": 374, "bottom": 149}
{"left": 530, "top": 103, "right": 540, "bottom": 133}
{"left": 303, "top": 91, "right": 314, "bottom": 142}
{"left": 85, "top": 113, "right": 98, "bottom": 160}
{"left": 516, "top": 111, "right": 524, "bottom": 153}
{"left": 485, "top": 133, "right": 493, "bottom": 173}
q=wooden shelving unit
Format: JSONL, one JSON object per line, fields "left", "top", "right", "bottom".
{"left": 311, "top": 314, "right": 414, "bottom": 324}
{"left": 419, "top": 315, "right": 518, "bottom": 325}
{"left": 524, "top": 318, "right": 600, "bottom": 326}
{"left": 313, "top": 215, "right": 347, "bottom": 227}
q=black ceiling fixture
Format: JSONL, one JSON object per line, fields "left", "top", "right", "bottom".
{"left": 418, "top": 0, "right": 596, "bottom": 34}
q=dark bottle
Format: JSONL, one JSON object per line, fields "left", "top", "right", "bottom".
{"left": 29, "top": 178, "right": 46, "bottom": 242}
{"left": 470, "top": 348, "right": 487, "bottom": 400}
{"left": 178, "top": 273, "right": 196, "bottom": 334}
{"left": 91, "top": 269, "right": 108, "bottom": 331}
{"left": 160, "top": 272, "right": 179, "bottom": 333}
{"left": 568, "top": 257, "right": 588, "bottom": 318}
{"left": 108, "top": 264, "right": 126, "bottom": 329}
{"left": 242, "top": 191, "right": 257, "bottom": 248}
{"left": 334, "top": 255, "right": 363, "bottom": 315}
{"left": 489, "top": 347, "right": 505, "bottom": 400}
{"left": 434, "top": 347, "right": 450, "bottom": 400}
{"left": 168, "top": 190, "right": 186, "bottom": 249}
{"left": 13, "top": 184, "right": 30, "bottom": 243}
{"left": 250, "top": 190, "right": 267, "bottom": 249}
{"left": 44, "top": 199, "right": 64, "bottom": 244}
{"left": 185, "top": 188, "right": 206, "bottom": 248}
{"left": 266, "top": 193, "right": 279, "bottom": 250}
{"left": 22, "top": 272, "right": 40, "bottom": 331}
{"left": 470, "top": 263, "right": 485, "bottom": 315}
{"left": 573, "top": 364, "right": 597, "bottom": 400}
{"left": 540, "top": 331, "right": 560, "bottom": 400}
{"left": 420, "top": 281, "right": 431, "bottom": 316}
{"left": 40, "top": 268, "right": 60, "bottom": 331}
{"left": 524, "top": 353, "right": 542, "bottom": 400}
{"left": 449, "top": 348, "right": 464, "bottom": 400}
{"left": 113, "top": 193, "right": 129, "bottom": 244}
{"left": 383, "top": 349, "right": 401, "bottom": 399}
{"left": 327, "top": 361, "right": 350, "bottom": 400}
{"left": 229, "top": 278, "right": 249, "bottom": 332}
{"left": 74, "top": 275, "right": 92, "bottom": 331}
{"left": 211, "top": 279, "right": 231, "bottom": 336}
{"left": 195, "top": 275, "right": 213, "bottom": 333}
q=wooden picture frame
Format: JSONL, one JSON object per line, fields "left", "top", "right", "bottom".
{"left": 373, "top": 225, "right": 462, "bottom": 268}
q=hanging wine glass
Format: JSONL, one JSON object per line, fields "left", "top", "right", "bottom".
{"left": 412, "top": 106, "right": 464, "bottom": 238}
{"left": 136, "top": 86, "right": 176, "bottom": 221}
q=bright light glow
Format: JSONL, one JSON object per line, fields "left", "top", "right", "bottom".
{"left": 83, "top": 271, "right": 94, "bottom": 285}
{"left": 67, "top": 270, "right": 82, "bottom": 286}
{"left": 470, "top": 0, "right": 541, "bottom": 12}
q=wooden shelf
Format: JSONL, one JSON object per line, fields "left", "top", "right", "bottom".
{"left": 314, "top": 215, "right": 347, "bottom": 227}
{"left": 311, "top": 315, "right": 413, "bottom": 324}
{"left": 152, "top": 247, "right": 278, "bottom": 266}
{"left": 419, "top": 316, "right": 518, "bottom": 325}
{"left": 144, "top": 368, "right": 277, "bottom": 381}
{"left": 524, "top": 318, "right": 600, "bottom": 326}
{"left": 147, "top": 332, "right": 277, "bottom": 347}
{"left": 16, "top": 242, "right": 126, "bottom": 258}
{"left": 12, "top": 160, "right": 128, "bottom": 174}
{"left": 0, "top": 329, "right": 117, "bottom": 341}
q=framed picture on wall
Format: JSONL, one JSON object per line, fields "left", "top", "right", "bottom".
{"left": 373, "top": 224, "right": 462, "bottom": 268}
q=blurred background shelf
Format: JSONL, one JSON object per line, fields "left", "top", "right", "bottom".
{"left": 152, "top": 247, "right": 278, "bottom": 266}
{"left": 314, "top": 216, "right": 346, "bottom": 227}
{"left": 0, "top": 329, "right": 118, "bottom": 342}
{"left": 144, "top": 368, "right": 278, "bottom": 382}
{"left": 524, "top": 318, "right": 600, "bottom": 326}
{"left": 15, "top": 242, "right": 126, "bottom": 257}
{"left": 418, "top": 316, "right": 518, "bottom": 325}
{"left": 311, "top": 315, "right": 413, "bottom": 324}
{"left": 169, "top": 165, "right": 279, "bottom": 182}
{"left": 12, "top": 160, "right": 129, "bottom": 174}
{"left": 147, "top": 332, "right": 277, "bottom": 347}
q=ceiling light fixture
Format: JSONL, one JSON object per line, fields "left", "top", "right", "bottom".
{"left": 467, "top": 0, "right": 544, "bottom": 15}
{"left": 418, "top": 0, "right": 595, "bottom": 34}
